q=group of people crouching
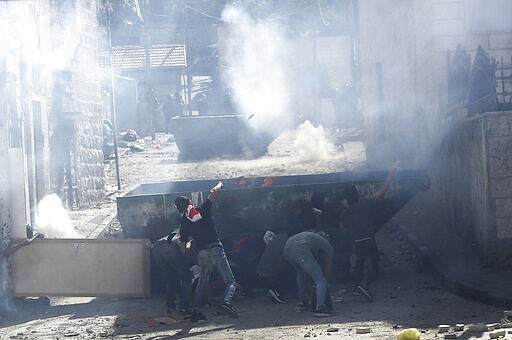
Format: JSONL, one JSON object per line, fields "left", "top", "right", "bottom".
{"left": 152, "top": 162, "right": 401, "bottom": 323}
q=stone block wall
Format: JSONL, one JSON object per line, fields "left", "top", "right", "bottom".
{"left": 438, "top": 111, "right": 512, "bottom": 263}
{"left": 49, "top": 0, "right": 105, "bottom": 209}
{"left": 485, "top": 113, "right": 512, "bottom": 245}
{"left": 73, "top": 1, "right": 105, "bottom": 208}
{"left": 437, "top": 115, "right": 489, "bottom": 257}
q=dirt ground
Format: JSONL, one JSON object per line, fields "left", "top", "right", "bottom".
{"left": 1, "top": 132, "right": 510, "bottom": 339}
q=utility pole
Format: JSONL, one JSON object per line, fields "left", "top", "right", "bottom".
{"left": 106, "top": 1, "right": 121, "bottom": 191}
{"left": 143, "top": 28, "right": 155, "bottom": 139}
{"left": 183, "top": 3, "right": 191, "bottom": 115}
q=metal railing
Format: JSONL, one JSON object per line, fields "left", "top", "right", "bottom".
{"left": 497, "top": 55, "right": 512, "bottom": 109}
{"left": 98, "top": 44, "right": 187, "bottom": 70}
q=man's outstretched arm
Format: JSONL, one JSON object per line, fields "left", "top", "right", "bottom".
{"left": 207, "top": 181, "right": 223, "bottom": 201}
{"left": 374, "top": 161, "right": 399, "bottom": 199}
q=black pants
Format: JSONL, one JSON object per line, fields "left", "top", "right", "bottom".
{"left": 352, "top": 237, "right": 379, "bottom": 286}
{"left": 332, "top": 228, "right": 352, "bottom": 283}
{"left": 261, "top": 263, "right": 297, "bottom": 294}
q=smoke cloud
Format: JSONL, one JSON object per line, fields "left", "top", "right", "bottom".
{"left": 35, "top": 194, "right": 78, "bottom": 238}
{"left": 220, "top": 5, "right": 293, "bottom": 135}
{"left": 0, "top": 1, "right": 82, "bottom": 77}
{"left": 291, "top": 120, "right": 335, "bottom": 160}
{"left": 219, "top": 3, "right": 346, "bottom": 161}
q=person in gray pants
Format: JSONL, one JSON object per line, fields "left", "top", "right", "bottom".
{"left": 283, "top": 231, "right": 333, "bottom": 317}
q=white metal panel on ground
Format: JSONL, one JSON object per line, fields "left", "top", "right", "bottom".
{"left": 12, "top": 238, "right": 151, "bottom": 297}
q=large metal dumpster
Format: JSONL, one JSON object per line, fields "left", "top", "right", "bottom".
{"left": 116, "top": 169, "right": 429, "bottom": 292}
{"left": 169, "top": 114, "right": 273, "bottom": 160}
{"left": 117, "top": 169, "right": 429, "bottom": 242}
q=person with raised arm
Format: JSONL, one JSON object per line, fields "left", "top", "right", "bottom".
{"left": 174, "top": 181, "right": 239, "bottom": 321}
{"left": 339, "top": 161, "right": 400, "bottom": 302}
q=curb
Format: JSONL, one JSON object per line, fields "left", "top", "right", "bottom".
{"left": 397, "top": 223, "right": 512, "bottom": 309}
{"left": 86, "top": 210, "right": 117, "bottom": 239}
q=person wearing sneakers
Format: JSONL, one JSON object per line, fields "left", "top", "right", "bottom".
{"left": 152, "top": 232, "right": 194, "bottom": 319}
{"left": 339, "top": 161, "right": 400, "bottom": 302}
{"left": 283, "top": 231, "right": 334, "bottom": 317}
{"left": 257, "top": 230, "right": 293, "bottom": 304}
{"left": 175, "top": 181, "right": 238, "bottom": 321}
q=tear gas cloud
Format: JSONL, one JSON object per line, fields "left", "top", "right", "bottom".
{"left": 220, "top": 4, "right": 342, "bottom": 161}
{"left": 35, "top": 194, "right": 78, "bottom": 238}
{"left": 291, "top": 120, "right": 335, "bottom": 161}
{"left": 220, "top": 5, "right": 293, "bottom": 135}
{"left": 356, "top": 1, "right": 512, "bottom": 169}
{"left": 0, "top": 2, "right": 82, "bottom": 77}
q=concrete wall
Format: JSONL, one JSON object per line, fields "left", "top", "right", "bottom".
{"left": 1, "top": 3, "right": 31, "bottom": 313}
{"left": 0, "top": 57, "right": 14, "bottom": 313}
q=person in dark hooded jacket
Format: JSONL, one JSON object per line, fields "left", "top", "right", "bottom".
{"left": 339, "top": 161, "right": 399, "bottom": 302}
{"left": 174, "top": 182, "right": 239, "bottom": 321}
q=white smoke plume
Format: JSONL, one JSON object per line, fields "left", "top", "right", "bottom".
{"left": 220, "top": 5, "right": 293, "bottom": 135}
{"left": 220, "top": 4, "right": 345, "bottom": 156}
{"left": 35, "top": 194, "right": 78, "bottom": 238}
{"left": 0, "top": 1, "right": 82, "bottom": 77}
{"left": 291, "top": 120, "right": 335, "bottom": 160}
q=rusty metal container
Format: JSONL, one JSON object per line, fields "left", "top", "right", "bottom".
{"left": 169, "top": 114, "right": 273, "bottom": 160}
{"left": 116, "top": 169, "right": 429, "bottom": 293}
{"left": 116, "top": 169, "right": 430, "bottom": 242}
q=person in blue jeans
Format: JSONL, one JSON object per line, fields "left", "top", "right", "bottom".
{"left": 283, "top": 231, "right": 333, "bottom": 317}
{"left": 152, "top": 233, "right": 194, "bottom": 318}
{"left": 175, "top": 181, "right": 238, "bottom": 321}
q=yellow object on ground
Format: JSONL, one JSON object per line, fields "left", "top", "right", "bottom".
{"left": 397, "top": 328, "right": 420, "bottom": 340}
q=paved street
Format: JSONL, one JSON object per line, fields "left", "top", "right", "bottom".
{"left": 2, "top": 133, "right": 511, "bottom": 339}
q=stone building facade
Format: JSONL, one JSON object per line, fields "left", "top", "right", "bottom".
{"left": 357, "top": 0, "right": 512, "bottom": 263}
{"left": 47, "top": 0, "right": 105, "bottom": 209}
{"left": 0, "top": 0, "right": 104, "bottom": 311}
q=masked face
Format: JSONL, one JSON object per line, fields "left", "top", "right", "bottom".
{"left": 263, "top": 230, "right": 276, "bottom": 245}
